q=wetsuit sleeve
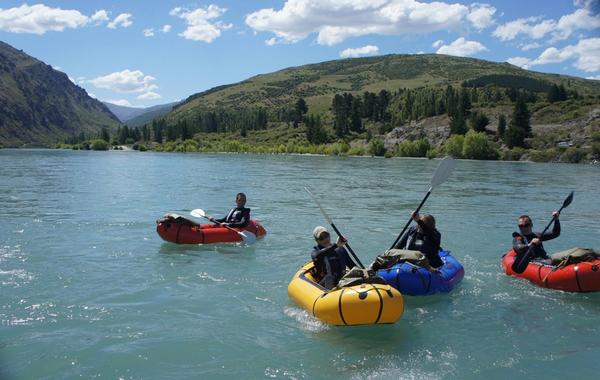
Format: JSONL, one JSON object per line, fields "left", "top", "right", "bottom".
{"left": 512, "top": 233, "right": 528, "bottom": 254}
{"left": 540, "top": 219, "right": 560, "bottom": 241}
{"left": 227, "top": 208, "right": 250, "bottom": 228}
{"left": 214, "top": 208, "right": 233, "bottom": 223}
{"left": 311, "top": 244, "right": 337, "bottom": 262}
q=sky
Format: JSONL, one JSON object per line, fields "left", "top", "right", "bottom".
{"left": 0, "top": 0, "right": 599, "bottom": 108}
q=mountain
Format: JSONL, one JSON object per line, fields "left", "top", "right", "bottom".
{"left": 169, "top": 53, "right": 600, "bottom": 121}
{"left": 0, "top": 40, "right": 120, "bottom": 147}
{"left": 103, "top": 102, "right": 147, "bottom": 123}
{"left": 104, "top": 101, "right": 179, "bottom": 127}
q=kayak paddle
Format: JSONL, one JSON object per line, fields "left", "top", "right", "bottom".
{"left": 190, "top": 208, "right": 257, "bottom": 245}
{"left": 388, "top": 156, "right": 456, "bottom": 250}
{"left": 304, "top": 187, "right": 365, "bottom": 269}
{"left": 511, "top": 191, "right": 574, "bottom": 274}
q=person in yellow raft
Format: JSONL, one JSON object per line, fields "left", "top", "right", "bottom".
{"left": 310, "top": 226, "right": 356, "bottom": 290}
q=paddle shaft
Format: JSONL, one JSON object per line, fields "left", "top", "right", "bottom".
{"left": 197, "top": 213, "right": 248, "bottom": 237}
{"left": 329, "top": 222, "right": 364, "bottom": 269}
{"left": 388, "top": 188, "right": 432, "bottom": 250}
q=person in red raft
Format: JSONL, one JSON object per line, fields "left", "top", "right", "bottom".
{"left": 512, "top": 211, "right": 561, "bottom": 265}
{"left": 209, "top": 192, "right": 251, "bottom": 228}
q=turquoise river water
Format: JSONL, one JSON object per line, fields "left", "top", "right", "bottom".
{"left": 1, "top": 149, "right": 599, "bottom": 379}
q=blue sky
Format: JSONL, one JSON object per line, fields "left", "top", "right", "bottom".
{"left": 1, "top": 0, "right": 599, "bottom": 108}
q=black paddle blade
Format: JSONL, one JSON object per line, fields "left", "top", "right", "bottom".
{"left": 562, "top": 191, "right": 574, "bottom": 209}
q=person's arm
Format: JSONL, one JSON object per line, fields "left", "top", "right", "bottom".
{"left": 311, "top": 245, "right": 337, "bottom": 262}
{"left": 540, "top": 218, "right": 560, "bottom": 241}
{"left": 227, "top": 208, "right": 250, "bottom": 228}
{"left": 512, "top": 233, "right": 528, "bottom": 254}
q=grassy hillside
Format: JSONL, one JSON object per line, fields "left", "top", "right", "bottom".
{"left": 169, "top": 54, "right": 600, "bottom": 122}
{"left": 0, "top": 40, "right": 120, "bottom": 147}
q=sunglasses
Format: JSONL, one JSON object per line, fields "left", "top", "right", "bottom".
{"left": 518, "top": 223, "right": 531, "bottom": 228}
{"left": 318, "top": 234, "right": 330, "bottom": 241}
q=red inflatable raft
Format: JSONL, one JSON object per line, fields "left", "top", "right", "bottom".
{"left": 502, "top": 249, "right": 600, "bottom": 292}
{"left": 156, "top": 213, "right": 266, "bottom": 245}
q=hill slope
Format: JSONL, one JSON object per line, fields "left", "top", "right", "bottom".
{"left": 0, "top": 40, "right": 120, "bottom": 147}
{"left": 169, "top": 54, "right": 600, "bottom": 122}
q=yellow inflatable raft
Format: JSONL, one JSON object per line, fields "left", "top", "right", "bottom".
{"left": 288, "top": 262, "right": 404, "bottom": 326}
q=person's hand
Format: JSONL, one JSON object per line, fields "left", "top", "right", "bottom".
{"left": 530, "top": 238, "right": 540, "bottom": 246}
{"left": 336, "top": 236, "right": 347, "bottom": 247}
{"left": 552, "top": 211, "right": 560, "bottom": 219}
{"left": 220, "top": 222, "right": 227, "bottom": 227}
{"left": 411, "top": 211, "right": 419, "bottom": 222}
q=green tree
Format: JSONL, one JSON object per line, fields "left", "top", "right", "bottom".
{"left": 505, "top": 95, "right": 531, "bottom": 148}
{"left": 450, "top": 113, "right": 467, "bottom": 135}
{"left": 497, "top": 114, "right": 507, "bottom": 138}
{"left": 469, "top": 112, "right": 489, "bottom": 132}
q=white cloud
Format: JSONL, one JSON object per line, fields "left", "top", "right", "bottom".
{"left": 432, "top": 39, "right": 444, "bottom": 48}
{"left": 161, "top": 24, "right": 171, "bottom": 33}
{"left": 265, "top": 37, "right": 278, "bottom": 46}
{"left": 108, "top": 13, "right": 133, "bottom": 29}
{"left": 529, "top": 38, "right": 600, "bottom": 72}
{"left": 552, "top": 8, "right": 600, "bottom": 42}
{"left": 520, "top": 42, "right": 541, "bottom": 51}
{"left": 107, "top": 99, "right": 132, "bottom": 107}
{"left": 506, "top": 56, "right": 531, "bottom": 69}
{"left": 436, "top": 37, "right": 487, "bottom": 57}
{"left": 138, "top": 92, "right": 162, "bottom": 100}
{"left": 0, "top": 4, "right": 90, "bottom": 34}
{"left": 340, "top": 45, "right": 379, "bottom": 58}
{"left": 88, "top": 69, "right": 158, "bottom": 93}
{"left": 245, "top": 0, "right": 469, "bottom": 46}
{"left": 467, "top": 3, "right": 496, "bottom": 30}
{"left": 91, "top": 10, "right": 109, "bottom": 24}
{"left": 87, "top": 92, "right": 97, "bottom": 99}
{"left": 493, "top": 17, "right": 556, "bottom": 41}
{"left": 143, "top": 28, "right": 154, "bottom": 37}
{"left": 170, "top": 5, "right": 232, "bottom": 42}
{"left": 586, "top": 74, "right": 600, "bottom": 80}
{"left": 493, "top": 7, "right": 600, "bottom": 43}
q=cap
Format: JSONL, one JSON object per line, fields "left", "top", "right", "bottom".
{"left": 312, "top": 226, "right": 328, "bottom": 240}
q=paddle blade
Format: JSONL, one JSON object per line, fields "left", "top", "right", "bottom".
{"left": 430, "top": 156, "right": 456, "bottom": 189}
{"left": 562, "top": 191, "right": 574, "bottom": 209}
{"left": 190, "top": 209, "right": 206, "bottom": 218}
{"left": 240, "top": 231, "right": 257, "bottom": 245}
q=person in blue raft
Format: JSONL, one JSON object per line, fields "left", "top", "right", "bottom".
{"left": 209, "top": 192, "right": 251, "bottom": 228}
{"left": 370, "top": 211, "right": 464, "bottom": 295}
{"left": 310, "top": 226, "right": 356, "bottom": 290}
{"left": 394, "top": 211, "right": 443, "bottom": 270}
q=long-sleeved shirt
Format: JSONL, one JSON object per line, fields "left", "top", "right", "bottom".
{"left": 512, "top": 219, "right": 561, "bottom": 259}
{"left": 394, "top": 220, "right": 443, "bottom": 268}
{"left": 215, "top": 207, "right": 251, "bottom": 228}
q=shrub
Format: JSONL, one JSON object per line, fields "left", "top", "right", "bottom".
{"left": 91, "top": 139, "right": 109, "bottom": 151}
{"left": 443, "top": 135, "right": 465, "bottom": 158}
{"left": 528, "top": 149, "right": 559, "bottom": 162}
{"left": 347, "top": 146, "right": 365, "bottom": 156}
{"left": 368, "top": 138, "right": 386, "bottom": 156}
{"left": 395, "top": 138, "right": 430, "bottom": 157}
{"left": 462, "top": 131, "right": 498, "bottom": 160}
{"left": 560, "top": 147, "right": 587, "bottom": 163}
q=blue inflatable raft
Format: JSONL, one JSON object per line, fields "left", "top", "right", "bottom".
{"left": 376, "top": 249, "right": 464, "bottom": 296}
